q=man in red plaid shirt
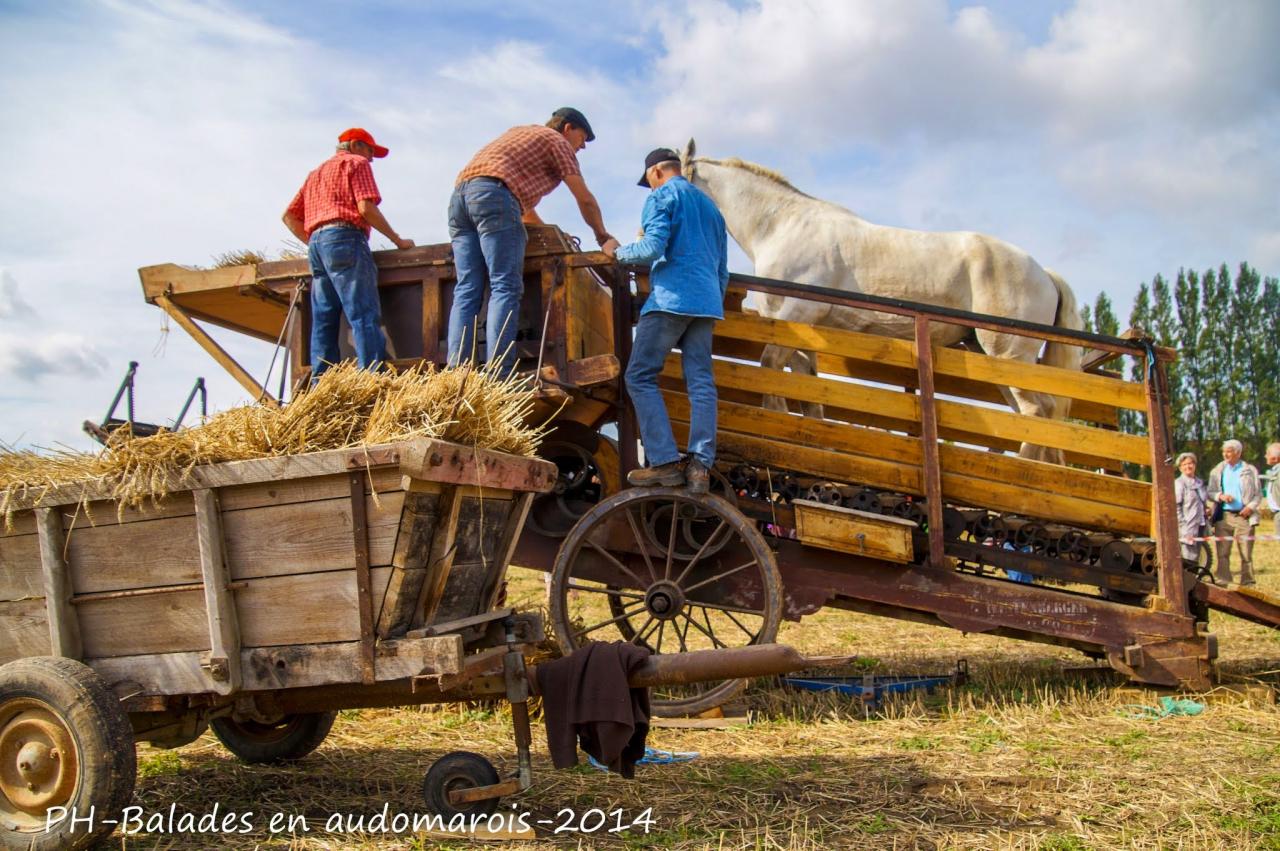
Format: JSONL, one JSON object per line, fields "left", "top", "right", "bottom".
{"left": 447, "top": 107, "right": 617, "bottom": 377}
{"left": 284, "top": 128, "right": 414, "bottom": 378}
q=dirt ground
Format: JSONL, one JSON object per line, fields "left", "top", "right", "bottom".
{"left": 119, "top": 540, "right": 1280, "bottom": 850}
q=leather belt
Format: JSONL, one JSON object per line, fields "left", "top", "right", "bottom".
{"left": 312, "top": 220, "right": 360, "bottom": 233}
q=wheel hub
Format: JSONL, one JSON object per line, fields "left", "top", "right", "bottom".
{"left": 645, "top": 580, "right": 686, "bottom": 621}
{"left": 0, "top": 701, "right": 79, "bottom": 819}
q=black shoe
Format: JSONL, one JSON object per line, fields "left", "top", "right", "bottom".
{"left": 627, "top": 461, "right": 686, "bottom": 487}
{"left": 686, "top": 459, "right": 710, "bottom": 495}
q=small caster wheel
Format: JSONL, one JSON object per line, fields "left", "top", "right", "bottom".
{"left": 422, "top": 751, "right": 500, "bottom": 819}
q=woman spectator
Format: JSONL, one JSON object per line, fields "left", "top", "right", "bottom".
{"left": 1174, "top": 452, "right": 1210, "bottom": 565}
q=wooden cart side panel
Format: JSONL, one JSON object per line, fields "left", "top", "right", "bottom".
{"left": 376, "top": 488, "right": 448, "bottom": 638}
{"left": 0, "top": 532, "right": 42, "bottom": 601}
{"left": 428, "top": 496, "right": 515, "bottom": 624}
{"left": 565, "top": 266, "right": 615, "bottom": 363}
{"left": 0, "top": 599, "right": 50, "bottom": 664}
{"left": 77, "top": 567, "right": 394, "bottom": 658}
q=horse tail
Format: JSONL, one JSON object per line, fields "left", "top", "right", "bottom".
{"left": 1040, "top": 268, "right": 1083, "bottom": 419}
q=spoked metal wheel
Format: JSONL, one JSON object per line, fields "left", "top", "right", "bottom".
{"left": 549, "top": 487, "right": 782, "bottom": 717}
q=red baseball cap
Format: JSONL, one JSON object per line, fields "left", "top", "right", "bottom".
{"left": 338, "top": 127, "right": 389, "bottom": 158}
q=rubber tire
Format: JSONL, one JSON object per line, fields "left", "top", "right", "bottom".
{"left": 210, "top": 711, "right": 336, "bottom": 764}
{"left": 422, "top": 751, "right": 501, "bottom": 819}
{"left": 0, "top": 657, "right": 137, "bottom": 851}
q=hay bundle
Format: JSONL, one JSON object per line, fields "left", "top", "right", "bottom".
{"left": 1, "top": 361, "right": 546, "bottom": 523}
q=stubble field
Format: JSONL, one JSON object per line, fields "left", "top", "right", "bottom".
{"left": 120, "top": 540, "right": 1280, "bottom": 850}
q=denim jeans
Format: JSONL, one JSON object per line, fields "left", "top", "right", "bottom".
{"left": 447, "top": 178, "right": 528, "bottom": 377}
{"left": 625, "top": 311, "right": 717, "bottom": 468}
{"left": 307, "top": 226, "right": 386, "bottom": 376}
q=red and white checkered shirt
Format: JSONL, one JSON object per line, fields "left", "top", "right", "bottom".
{"left": 455, "top": 125, "right": 581, "bottom": 213}
{"left": 286, "top": 152, "right": 382, "bottom": 239}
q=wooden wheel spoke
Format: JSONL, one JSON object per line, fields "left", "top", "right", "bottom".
{"left": 566, "top": 582, "right": 644, "bottom": 600}
{"left": 585, "top": 539, "right": 649, "bottom": 591}
{"left": 673, "top": 519, "right": 731, "bottom": 586}
{"left": 682, "top": 558, "right": 758, "bottom": 595}
{"left": 630, "top": 615, "right": 657, "bottom": 646}
{"left": 572, "top": 602, "right": 647, "bottom": 640}
{"left": 693, "top": 599, "right": 767, "bottom": 618}
{"left": 681, "top": 609, "right": 728, "bottom": 649}
{"left": 654, "top": 619, "right": 666, "bottom": 654}
{"left": 624, "top": 507, "right": 660, "bottom": 584}
{"left": 676, "top": 613, "right": 691, "bottom": 653}
{"left": 663, "top": 496, "right": 680, "bottom": 580}
{"left": 720, "top": 607, "right": 760, "bottom": 642}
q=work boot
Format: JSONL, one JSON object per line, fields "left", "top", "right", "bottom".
{"left": 686, "top": 459, "right": 710, "bottom": 495}
{"left": 627, "top": 460, "right": 685, "bottom": 487}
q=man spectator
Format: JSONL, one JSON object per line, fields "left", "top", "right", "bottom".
{"left": 284, "top": 128, "right": 414, "bottom": 378}
{"left": 1264, "top": 441, "right": 1280, "bottom": 539}
{"left": 1206, "top": 439, "right": 1261, "bottom": 586}
{"left": 605, "top": 148, "right": 728, "bottom": 495}
{"left": 448, "top": 108, "right": 615, "bottom": 377}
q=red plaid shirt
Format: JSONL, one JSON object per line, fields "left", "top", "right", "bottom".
{"left": 455, "top": 125, "right": 580, "bottom": 213}
{"left": 286, "top": 152, "right": 382, "bottom": 239}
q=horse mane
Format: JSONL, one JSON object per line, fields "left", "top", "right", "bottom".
{"left": 700, "top": 157, "right": 814, "bottom": 199}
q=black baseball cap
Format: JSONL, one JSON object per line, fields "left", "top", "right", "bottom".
{"left": 551, "top": 107, "right": 594, "bottom": 141}
{"left": 638, "top": 147, "right": 680, "bottom": 187}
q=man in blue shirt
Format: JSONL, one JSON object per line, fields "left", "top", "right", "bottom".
{"left": 606, "top": 148, "right": 729, "bottom": 494}
{"left": 1207, "top": 438, "right": 1262, "bottom": 585}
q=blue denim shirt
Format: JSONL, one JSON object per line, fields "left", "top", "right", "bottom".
{"left": 615, "top": 176, "right": 729, "bottom": 319}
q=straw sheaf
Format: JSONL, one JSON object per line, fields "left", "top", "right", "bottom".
{"left": 1, "top": 361, "right": 545, "bottom": 526}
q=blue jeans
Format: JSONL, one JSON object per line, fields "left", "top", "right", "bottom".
{"left": 308, "top": 227, "right": 385, "bottom": 376}
{"left": 447, "top": 178, "right": 528, "bottom": 377}
{"left": 626, "top": 311, "right": 717, "bottom": 468}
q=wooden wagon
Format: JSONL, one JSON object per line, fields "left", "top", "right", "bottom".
{"left": 0, "top": 437, "right": 563, "bottom": 849}
{"left": 124, "top": 228, "right": 1280, "bottom": 707}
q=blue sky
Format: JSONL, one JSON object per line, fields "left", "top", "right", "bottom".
{"left": 1, "top": 0, "right": 1277, "bottom": 449}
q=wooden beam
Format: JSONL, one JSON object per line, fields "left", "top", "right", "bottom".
{"left": 398, "top": 440, "right": 557, "bottom": 493}
{"left": 416, "top": 487, "right": 464, "bottom": 629}
{"left": 154, "top": 294, "right": 279, "bottom": 407}
{"left": 915, "top": 317, "right": 945, "bottom": 568}
{"left": 349, "top": 472, "right": 376, "bottom": 683}
{"left": 664, "top": 355, "right": 1153, "bottom": 467}
{"left": 486, "top": 492, "right": 534, "bottom": 611}
{"left": 35, "top": 509, "right": 81, "bottom": 658}
{"left": 193, "top": 489, "right": 242, "bottom": 694}
{"left": 715, "top": 312, "right": 1147, "bottom": 411}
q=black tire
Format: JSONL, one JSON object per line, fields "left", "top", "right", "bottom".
{"left": 422, "top": 751, "right": 500, "bottom": 819}
{"left": 210, "top": 711, "right": 336, "bottom": 764}
{"left": 0, "top": 656, "right": 137, "bottom": 851}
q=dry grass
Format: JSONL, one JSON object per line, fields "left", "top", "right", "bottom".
{"left": 0, "top": 361, "right": 542, "bottom": 524}
{"left": 117, "top": 542, "right": 1280, "bottom": 850}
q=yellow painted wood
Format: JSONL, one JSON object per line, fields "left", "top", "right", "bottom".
{"left": 793, "top": 499, "right": 916, "bottom": 562}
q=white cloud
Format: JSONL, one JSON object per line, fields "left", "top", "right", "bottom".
{"left": 0, "top": 270, "right": 35, "bottom": 319}
{"left": 0, "top": 332, "right": 109, "bottom": 383}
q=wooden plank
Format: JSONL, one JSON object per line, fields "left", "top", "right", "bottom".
{"left": 565, "top": 353, "right": 621, "bottom": 386}
{"left": 399, "top": 440, "right": 557, "bottom": 493}
{"left": 488, "top": 493, "right": 533, "bottom": 611}
{"left": 5, "top": 443, "right": 407, "bottom": 512}
{"left": 36, "top": 508, "right": 82, "bottom": 659}
{"left": 421, "top": 278, "right": 441, "bottom": 363}
{"left": 687, "top": 425, "right": 1150, "bottom": 534}
{"left": 914, "top": 316, "right": 945, "bottom": 567}
{"left": 0, "top": 598, "right": 50, "bottom": 663}
{"left": 223, "top": 492, "right": 402, "bottom": 581}
{"left": 349, "top": 472, "right": 376, "bottom": 684}
{"left": 793, "top": 500, "right": 915, "bottom": 562}
{"left": 193, "top": 488, "right": 241, "bottom": 694}
{"left": 376, "top": 490, "right": 444, "bottom": 638}
{"left": 67, "top": 514, "right": 201, "bottom": 595}
{"left": 664, "top": 355, "right": 1152, "bottom": 467}
{"left": 155, "top": 293, "right": 278, "bottom": 407}
{"left": 0, "top": 513, "right": 37, "bottom": 537}
{"left": 89, "top": 634, "right": 465, "bottom": 697}
{"left": 665, "top": 392, "right": 1150, "bottom": 514}
{"left": 76, "top": 567, "right": 393, "bottom": 658}
{"left": 712, "top": 323, "right": 1122, "bottom": 427}
{"left": 416, "top": 488, "right": 464, "bottom": 628}
{"left": 429, "top": 497, "right": 515, "bottom": 624}
{"left": 715, "top": 312, "right": 1147, "bottom": 412}
{"left": 0, "top": 533, "right": 43, "bottom": 601}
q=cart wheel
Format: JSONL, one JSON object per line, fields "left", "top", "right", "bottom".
{"left": 0, "top": 657, "right": 136, "bottom": 851}
{"left": 210, "top": 711, "right": 335, "bottom": 764}
{"left": 422, "top": 751, "right": 500, "bottom": 819}
{"left": 550, "top": 487, "right": 782, "bottom": 717}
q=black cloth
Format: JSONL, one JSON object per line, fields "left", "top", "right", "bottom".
{"left": 536, "top": 640, "right": 651, "bottom": 778}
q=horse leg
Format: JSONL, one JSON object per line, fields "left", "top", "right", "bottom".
{"left": 760, "top": 344, "right": 793, "bottom": 412}
{"left": 974, "top": 329, "right": 1065, "bottom": 464}
{"left": 789, "top": 349, "right": 825, "bottom": 419}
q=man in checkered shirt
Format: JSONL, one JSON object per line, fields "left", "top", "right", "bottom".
{"left": 284, "top": 128, "right": 414, "bottom": 378}
{"left": 447, "top": 107, "right": 617, "bottom": 377}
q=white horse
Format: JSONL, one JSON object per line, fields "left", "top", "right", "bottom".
{"left": 678, "top": 139, "right": 1083, "bottom": 463}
